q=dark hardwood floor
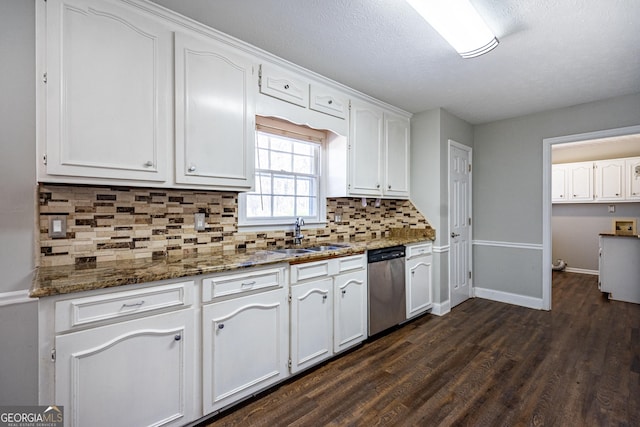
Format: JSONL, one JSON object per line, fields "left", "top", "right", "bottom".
{"left": 202, "top": 272, "right": 640, "bottom": 426}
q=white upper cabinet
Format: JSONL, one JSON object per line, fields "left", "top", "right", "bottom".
{"left": 568, "top": 162, "right": 594, "bottom": 201}
{"left": 309, "top": 84, "right": 348, "bottom": 119}
{"left": 349, "top": 101, "right": 384, "bottom": 196}
{"left": 626, "top": 157, "right": 640, "bottom": 200}
{"left": 174, "top": 32, "right": 255, "bottom": 190}
{"left": 43, "top": 0, "right": 172, "bottom": 183}
{"left": 384, "top": 112, "right": 411, "bottom": 198}
{"left": 595, "top": 159, "right": 625, "bottom": 201}
{"left": 551, "top": 164, "right": 569, "bottom": 202}
{"left": 259, "top": 63, "right": 308, "bottom": 107}
{"left": 346, "top": 100, "right": 410, "bottom": 199}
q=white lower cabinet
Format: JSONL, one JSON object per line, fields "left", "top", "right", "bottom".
{"left": 333, "top": 268, "right": 368, "bottom": 353}
{"left": 55, "top": 309, "right": 195, "bottom": 427}
{"left": 405, "top": 242, "right": 433, "bottom": 319}
{"left": 290, "top": 278, "right": 334, "bottom": 373}
{"left": 202, "top": 273, "right": 289, "bottom": 414}
{"left": 289, "top": 254, "right": 367, "bottom": 373}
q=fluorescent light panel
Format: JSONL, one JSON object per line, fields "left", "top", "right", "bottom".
{"left": 407, "top": 0, "right": 498, "bottom": 58}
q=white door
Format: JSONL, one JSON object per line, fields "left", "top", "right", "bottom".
{"left": 55, "top": 310, "right": 194, "bottom": 427}
{"left": 290, "top": 278, "right": 334, "bottom": 373}
{"left": 449, "top": 142, "right": 472, "bottom": 308}
{"left": 333, "top": 269, "right": 367, "bottom": 353}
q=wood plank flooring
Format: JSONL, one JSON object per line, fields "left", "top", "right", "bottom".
{"left": 200, "top": 272, "right": 640, "bottom": 426}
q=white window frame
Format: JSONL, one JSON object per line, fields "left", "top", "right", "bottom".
{"left": 238, "top": 117, "right": 327, "bottom": 231}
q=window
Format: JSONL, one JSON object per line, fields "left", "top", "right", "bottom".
{"left": 239, "top": 117, "right": 326, "bottom": 228}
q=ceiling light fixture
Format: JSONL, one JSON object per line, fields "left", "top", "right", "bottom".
{"left": 406, "top": 0, "right": 499, "bottom": 58}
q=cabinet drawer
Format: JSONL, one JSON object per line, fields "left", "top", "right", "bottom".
{"left": 309, "top": 84, "right": 348, "bottom": 119}
{"left": 291, "top": 259, "right": 331, "bottom": 283}
{"left": 202, "top": 266, "right": 286, "bottom": 302}
{"left": 259, "top": 64, "right": 308, "bottom": 107}
{"left": 337, "top": 254, "right": 365, "bottom": 273}
{"left": 406, "top": 243, "right": 432, "bottom": 259}
{"left": 55, "top": 281, "right": 193, "bottom": 332}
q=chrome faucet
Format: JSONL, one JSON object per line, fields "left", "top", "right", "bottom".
{"left": 294, "top": 217, "right": 304, "bottom": 245}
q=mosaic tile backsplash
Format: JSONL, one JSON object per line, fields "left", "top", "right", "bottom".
{"left": 38, "top": 184, "right": 431, "bottom": 267}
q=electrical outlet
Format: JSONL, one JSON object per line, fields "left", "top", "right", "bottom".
{"left": 48, "top": 216, "right": 67, "bottom": 238}
{"left": 194, "top": 213, "right": 206, "bottom": 231}
{"left": 608, "top": 205, "right": 615, "bottom": 213}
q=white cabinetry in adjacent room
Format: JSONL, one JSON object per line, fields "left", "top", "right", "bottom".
{"left": 52, "top": 281, "right": 196, "bottom": 427}
{"left": 626, "top": 157, "right": 640, "bottom": 200}
{"left": 42, "top": 0, "right": 172, "bottom": 183}
{"left": 174, "top": 32, "right": 256, "bottom": 190}
{"left": 595, "top": 159, "right": 625, "bottom": 201}
{"left": 201, "top": 265, "right": 289, "bottom": 414}
{"left": 567, "top": 161, "right": 594, "bottom": 201}
{"left": 405, "top": 242, "right": 433, "bottom": 319}
{"left": 551, "top": 164, "right": 569, "bottom": 202}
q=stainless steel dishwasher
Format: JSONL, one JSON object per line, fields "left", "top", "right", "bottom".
{"left": 367, "top": 245, "right": 406, "bottom": 336}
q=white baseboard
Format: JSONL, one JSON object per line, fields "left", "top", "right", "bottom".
{"left": 0, "top": 290, "right": 34, "bottom": 307}
{"left": 431, "top": 300, "right": 451, "bottom": 316}
{"left": 563, "top": 267, "right": 598, "bottom": 276}
{"left": 474, "top": 287, "right": 544, "bottom": 310}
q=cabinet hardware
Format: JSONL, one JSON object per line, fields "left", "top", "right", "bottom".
{"left": 241, "top": 281, "right": 256, "bottom": 287}
{"left": 43, "top": 72, "right": 47, "bottom": 83}
{"left": 51, "top": 348, "right": 56, "bottom": 363}
{"left": 144, "top": 161, "right": 153, "bottom": 167}
{"left": 328, "top": 100, "right": 333, "bottom": 105}
{"left": 218, "top": 323, "right": 224, "bottom": 330}
{"left": 284, "top": 84, "right": 289, "bottom": 90}
{"left": 121, "top": 300, "right": 145, "bottom": 309}
{"left": 174, "top": 334, "right": 181, "bottom": 341}
{"left": 450, "top": 232, "right": 460, "bottom": 238}
{"left": 322, "top": 295, "right": 327, "bottom": 300}
{"left": 341, "top": 289, "right": 346, "bottom": 295}
{"left": 376, "top": 184, "right": 380, "bottom": 189}
{"left": 388, "top": 185, "right": 391, "bottom": 189}
{"left": 188, "top": 165, "right": 196, "bottom": 172}
{"left": 43, "top": 154, "right": 47, "bottom": 165}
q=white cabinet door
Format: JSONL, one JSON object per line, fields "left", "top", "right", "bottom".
{"left": 309, "top": 84, "right": 348, "bottom": 119}
{"left": 626, "top": 157, "right": 640, "bottom": 200}
{"left": 333, "top": 269, "right": 367, "bottom": 353}
{"left": 349, "top": 101, "right": 383, "bottom": 196}
{"left": 551, "top": 164, "right": 568, "bottom": 202}
{"left": 202, "top": 288, "right": 288, "bottom": 414}
{"left": 406, "top": 254, "right": 433, "bottom": 319}
{"left": 595, "top": 159, "right": 625, "bottom": 201}
{"left": 55, "top": 309, "right": 194, "bottom": 427}
{"left": 290, "top": 278, "right": 333, "bottom": 373}
{"left": 44, "top": 0, "right": 171, "bottom": 182}
{"left": 384, "top": 113, "right": 410, "bottom": 198}
{"left": 259, "top": 63, "right": 308, "bottom": 107}
{"left": 568, "top": 162, "right": 593, "bottom": 201}
{"left": 175, "top": 32, "right": 255, "bottom": 190}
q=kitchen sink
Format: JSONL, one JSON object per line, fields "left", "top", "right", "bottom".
{"left": 269, "top": 248, "right": 314, "bottom": 255}
{"left": 306, "top": 244, "right": 350, "bottom": 252}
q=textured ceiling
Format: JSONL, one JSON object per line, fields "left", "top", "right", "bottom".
{"left": 150, "top": 0, "right": 640, "bottom": 124}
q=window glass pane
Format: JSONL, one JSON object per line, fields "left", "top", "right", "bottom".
{"left": 270, "top": 150, "right": 292, "bottom": 172}
{"left": 273, "top": 175, "right": 295, "bottom": 195}
{"left": 255, "top": 173, "right": 272, "bottom": 194}
{"left": 273, "top": 196, "right": 295, "bottom": 217}
{"left": 292, "top": 154, "right": 313, "bottom": 174}
{"left": 246, "top": 194, "right": 271, "bottom": 217}
{"left": 296, "top": 197, "right": 312, "bottom": 217}
{"left": 256, "top": 149, "right": 270, "bottom": 170}
{"left": 256, "top": 134, "right": 270, "bottom": 149}
{"left": 293, "top": 143, "right": 313, "bottom": 156}
{"left": 270, "top": 138, "right": 293, "bottom": 153}
{"left": 296, "top": 177, "right": 313, "bottom": 196}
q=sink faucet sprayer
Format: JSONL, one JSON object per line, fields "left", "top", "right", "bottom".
{"left": 294, "top": 217, "right": 304, "bottom": 245}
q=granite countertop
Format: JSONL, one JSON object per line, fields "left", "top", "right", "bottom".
{"left": 30, "top": 232, "right": 434, "bottom": 298}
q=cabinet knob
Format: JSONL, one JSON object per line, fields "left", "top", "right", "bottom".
{"left": 284, "top": 84, "right": 290, "bottom": 90}
{"left": 174, "top": 334, "right": 181, "bottom": 341}
{"left": 388, "top": 185, "right": 391, "bottom": 189}
{"left": 376, "top": 184, "right": 380, "bottom": 189}
{"left": 218, "top": 323, "right": 224, "bottom": 330}
{"left": 188, "top": 165, "right": 196, "bottom": 172}
{"left": 322, "top": 295, "right": 327, "bottom": 300}
{"left": 616, "top": 193, "right": 620, "bottom": 196}
{"left": 342, "top": 289, "right": 346, "bottom": 295}
{"left": 328, "top": 100, "right": 333, "bottom": 105}
{"left": 144, "top": 161, "right": 153, "bottom": 167}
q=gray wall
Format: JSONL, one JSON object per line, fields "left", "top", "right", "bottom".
{"left": 410, "top": 108, "right": 473, "bottom": 305}
{"left": 552, "top": 203, "right": 640, "bottom": 271}
{"left": 473, "top": 93, "right": 640, "bottom": 299}
{"left": 0, "top": 0, "right": 39, "bottom": 405}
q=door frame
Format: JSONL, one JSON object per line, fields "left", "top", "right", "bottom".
{"left": 448, "top": 139, "right": 473, "bottom": 306}
{"left": 542, "top": 124, "right": 640, "bottom": 311}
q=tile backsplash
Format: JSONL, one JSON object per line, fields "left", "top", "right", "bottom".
{"left": 38, "top": 184, "right": 431, "bottom": 267}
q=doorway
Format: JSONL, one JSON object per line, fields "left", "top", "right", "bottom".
{"left": 542, "top": 124, "right": 640, "bottom": 310}
{"left": 449, "top": 140, "right": 472, "bottom": 308}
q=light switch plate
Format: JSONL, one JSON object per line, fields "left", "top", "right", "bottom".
{"left": 48, "top": 216, "right": 67, "bottom": 238}
{"left": 194, "top": 213, "right": 206, "bottom": 231}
